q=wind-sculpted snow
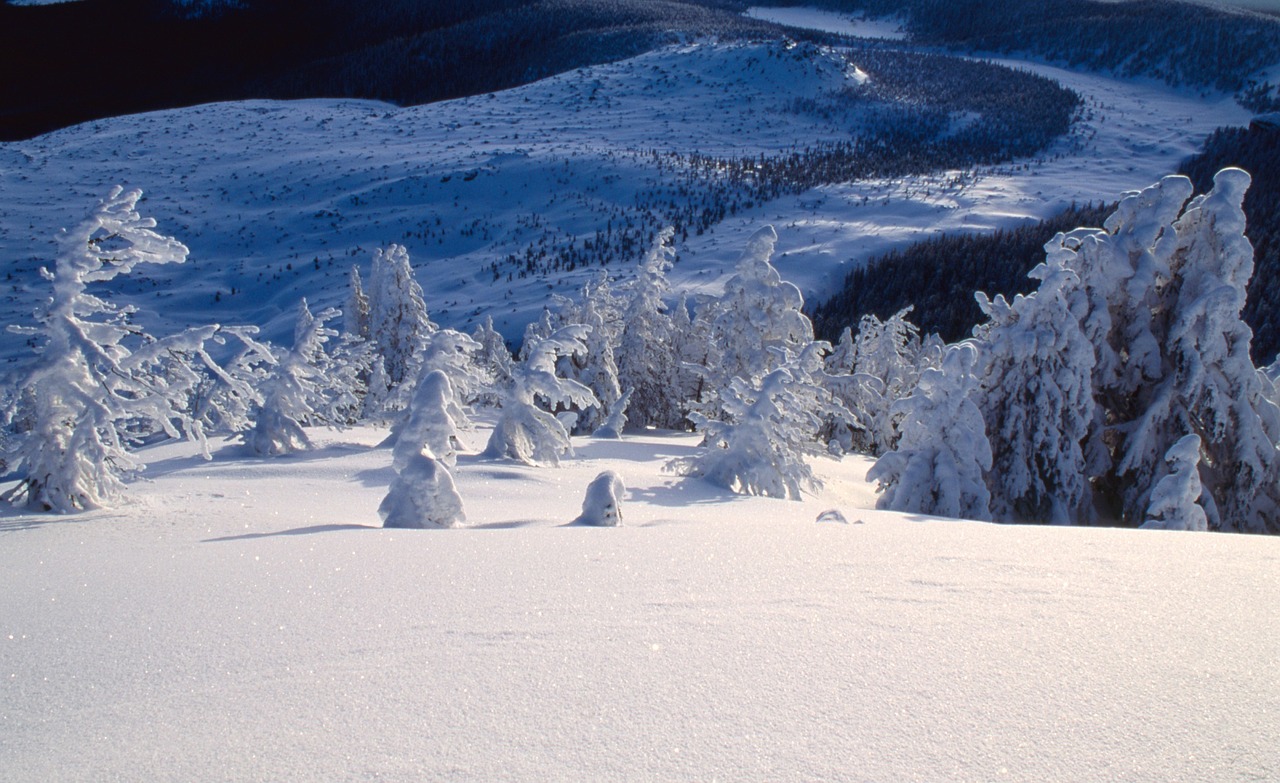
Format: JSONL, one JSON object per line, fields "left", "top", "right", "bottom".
{"left": 1, "top": 423, "right": 1276, "bottom": 780}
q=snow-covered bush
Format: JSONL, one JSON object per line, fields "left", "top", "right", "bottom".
{"left": 572, "top": 470, "right": 625, "bottom": 526}
{"left": 0, "top": 186, "right": 212, "bottom": 512}
{"left": 392, "top": 370, "right": 460, "bottom": 471}
{"left": 379, "top": 453, "right": 466, "bottom": 529}
{"left": 867, "top": 342, "right": 992, "bottom": 521}
{"left": 593, "top": 389, "right": 632, "bottom": 439}
{"left": 1141, "top": 434, "right": 1208, "bottom": 532}
{"left": 484, "top": 325, "right": 599, "bottom": 466}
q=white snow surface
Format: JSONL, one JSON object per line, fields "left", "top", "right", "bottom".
{"left": 0, "top": 33, "right": 1250, "bottom": 357}
{"left": 1, "top": 422, "right": 1277, "bottom": 780}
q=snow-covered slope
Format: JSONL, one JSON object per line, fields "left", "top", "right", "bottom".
{"left": 1, "top": 422, "right": 1277, "bottom": 781}
{"left": 0, "top": 35, "right": 1248, "bottom": 361}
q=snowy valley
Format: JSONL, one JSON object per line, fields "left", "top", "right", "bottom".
{"left": 2, "top": 3, "right": 1280, "bottom": 781}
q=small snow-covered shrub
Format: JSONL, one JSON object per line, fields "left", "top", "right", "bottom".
{"left": 573, "top": 471, "right": 625, "bottom": 526}
{"left": 379, "top": 453, "right": 466, "bottom": 529}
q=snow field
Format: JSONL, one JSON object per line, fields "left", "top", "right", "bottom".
{"left": 1, "top": 423, "right": 1278, "bottom": 781}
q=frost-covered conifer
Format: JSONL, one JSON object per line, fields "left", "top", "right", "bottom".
{"left": 484, "top": 325, "right": 599, "bottom": 466}
{"left": 1141, "top": 434, "right": 1208, "bottom": 532}
{"left": 707, "top": 226, "right": 813, "bottom": 388}
{"left": 0, "top": 186, "right": 210, "bottom": 512}
{"left": 672, "top": 343, "right": 845, "bottom": 501}
{"left": 572, "top": 470, "right": 625, "bottom": 526}
{"left": 839, "top": 307, "right": 923, "bottom": 455}
{"left": 975, "top": 255, "right": 1095, "bottom": 525}
{"left": 617, "top": 228, "right": 684, "bottom": 430}
{"left": 367, "top": 244, "right": 434, "bottom": 389}
{"left": 379, "top": 453, "right": 466, "bottom": 529}
{"left": 242, "top": 299, "right": 339, "bottom": 457}
{"left": 867, "top": 343, "right": 992, "bottom": 521}
{"left": 471, "top": 315, "right": 514, "bottom": 408}
{"left": 392, "top": 370, "right": 460, "bottom": 471}
{"left": 344, "top": 265, "right": 371, "bottom": 341}
{"left": 593, "top": 388, "right": 633, "bottom": 439}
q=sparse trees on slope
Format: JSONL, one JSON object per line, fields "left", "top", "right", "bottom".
{"left": 867, "top": 342, "right": 993, "bottom": 521}
{"left": 0, "top": 186, "right": 208, "bottom": 512}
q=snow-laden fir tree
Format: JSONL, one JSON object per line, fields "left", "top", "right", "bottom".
{"left": 867, "top": 342, "right": 993, "bottom": 521}
{"left": 0, "top": 186, "right": 214, "bottom": 512}
{"left": 471, "top": 315, "right": 514, "bottom": 408}
{"left": 483, "top": 324, "right": 599, "bottom": 466}
{"left": 593, "top": 388, "right": 633, "bottom": 439}
{"left": 702, "top": 226, "right": 813, "bottom": 396}
{"left": 343, "top": 265, "right": 371, "bottom": 341}
{"left": 563, "top": 290, "right": 622, "bottom": 435}
{"left": 827, "top": 307, "right": 923, "bottom": 456}
{"left": 384, "top": 329, "right": 482, "bottom": 433}
{"left": 617, "top": 227, "right": 685, "bottom": 430}
{"left": 1141, "top": 434, "right": 1208, "bottom": 532}
{"left": 671, "top": 342, "right": 848, "bottom": 501}
{"left": 367, "top": 244, "right": 434, "bottom": 390}
{"left": 1120, "top": 168, "right": 1280, "bottom": 532}
{"left": 571, "top": 470, "right": 625, "bottom": 526}
{"left": 379, "top": 452, "right": 466, "bottom": 529}
{"left": 974, "top": 254, "right": 1095, "bottom": 525}
{"left": 241, "top": 299, "right": 340, "bottom": 457}
{"left": 392, "top": 370, "right": 460, "bottom": 471}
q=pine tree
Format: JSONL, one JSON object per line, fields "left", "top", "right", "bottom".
{"left": 367, "top": 244, "right": 434, "bottom": 390}
{"left": 975, "top": 255, "right": 1095, "bottom": 525}
{"left": 867, "top": 343, "right": 993, "bottom": 521}
{"left": 0, "top": 186, "right": 211, "bottom": 512}
{"left": 617, "top": 228, "right": 684, "bottom": 430}
{"left": 392, "top": 370, "right": 461, "bottom": 471}
{"left": 484, "top": 325, "right": 599, "bottom": 467}
{"left": 242, "top": 299, "right": 339, "bottom": 457}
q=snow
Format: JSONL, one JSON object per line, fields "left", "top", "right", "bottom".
{"left": 1, "top": 421, "right": 1277, "bottom": 780}
{"left": 0, "top": 33, "right": 1251, "bottom": 358}
{"left": 745, "top": 5, "right": 909, "bottom": 40}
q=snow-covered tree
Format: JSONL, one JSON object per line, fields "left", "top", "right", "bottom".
{"left": 593, "top": 388, "right": 633, "bottom": 439}
{"left": 379, "top": 453, "right": 466, "bottom": 529}
{"left": 867, "top": 342, "right": 992, "bottom": 521}
{"left": 1141, "top": 434, "right": 1208, "bottom": 532}
{"left": 0, "top": 186, "right": 211, "bottom": 512}
{"left": 831, "top": 307, "right": 924, "bottom": 455}
{"left": 703, "top": 226, "right": 814, "bottom": 397}
{"left": 343, "top": 265, "right": 370, "bottom": 341}
{"left": 367, "top": 244, "right": 434, "bottom": 390}
{"left": 617, "top": 228, "right": 685, "bottom": 430}
{"left": 974, "top": 255, "right": 1095, "bottom": 525}
{"left": 392, "top": 370, "right": 461, "bottom": 471}
{"left": 571, "top": 470, "right": 625, "bottom": 526}
{"left": 471, "top": 315, "right": 514, "bottom": 408}
{"left": 484, "top": 325, "right": 599, "bottom": 466}
{"left": 241, "top": 299, "right": 339, "bottom": 457}
{"left": 672, "top": 343, "right": 846, "bottom": 501}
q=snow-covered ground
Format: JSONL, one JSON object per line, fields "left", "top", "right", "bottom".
{"left": 745, "top": 5, "right": 909, "bottom": 40}
{"left": 0, "top": 24, "right": 1252, "bottom": 357}
{"left": 2, "top": 422, "right": 1277, "bottom": 781}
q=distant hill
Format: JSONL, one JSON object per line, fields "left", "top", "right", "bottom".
{"left": 0, "top": 0, "right": 786, "bottom": 140}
